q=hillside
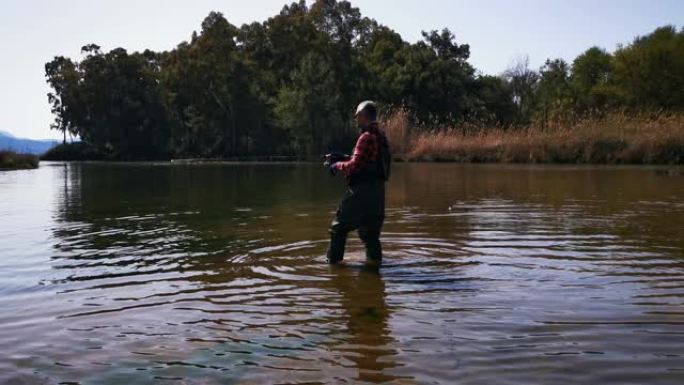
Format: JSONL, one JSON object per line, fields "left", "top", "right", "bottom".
{"left": 0, "top": 131, "right": 58, "bottom": 155}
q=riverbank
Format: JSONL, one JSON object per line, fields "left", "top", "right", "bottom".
{"left": 0, "top": 151, "right": 39, "bottom": 170}
{"left": 383, "top": 112, "right": 684, "bottom": 164}
{"left": 41, "top": 112, "right": 684, "bottom": 165}
{"left": 41, "top": 144, "right": 307, "bottom": 162}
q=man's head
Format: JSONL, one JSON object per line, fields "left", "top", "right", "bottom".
{"left": 354, "top": 100, "right": 377, "bottom": 128}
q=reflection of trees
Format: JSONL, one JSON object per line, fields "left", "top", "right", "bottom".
{"left": 42, "top": 162, "right": 684, "bottom": 382}
{"left": 388, "top": 163, "right": 684, "bottom": 251}
{"left": 389, "top": 163, "right": 683, "bottom": 209}
{"left": 55, "top": 163, "right": 339, "bottom": 220}
{"left": 51, "top": 162, "right": 684, "bottom": 278}
{"left": 327, "top": 267, "right": 407, "bottom": 383}
{"left": 50, "top": 163, "right": 344, "bottom": 281}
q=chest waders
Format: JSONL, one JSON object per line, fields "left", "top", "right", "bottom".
{"left": 326, "top": 130, "right": 391, "bottom": 266}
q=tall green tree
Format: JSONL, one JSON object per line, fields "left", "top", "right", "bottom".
{"left": 503, "top": 56, "right": 539, "bottom": 124}
{"left": 45, "top": 56, "right": 80, "bottom": 143}
{"left": 536, "top": 58, "right": 573, "bottom": 124}
{"left": 275, "top": 52, "right": 344, "bottom": 154}
{"left": 571, "top": 46, "right": 614, "bottom": 112}
{"left": 162, "top": 12, "right": 262, "bottom": 157}
{"left": 44, "top": 4, "right": 683, "bottom": 160}
{"left": 612, "top": 26, "right": 684, "bottom": 110}
{"left": 470, "top": 75, "right": 517, "bottom": 126}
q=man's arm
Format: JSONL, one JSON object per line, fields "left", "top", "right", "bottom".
{"left": 334, "top": 132, "right": 375, "bottom": 176}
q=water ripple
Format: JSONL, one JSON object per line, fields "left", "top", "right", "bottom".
{"left": 1, "top": 163, "right": 683, "bottom": 384}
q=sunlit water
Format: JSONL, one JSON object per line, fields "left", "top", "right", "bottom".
{"left": 1, "top": 162, "right": 683, "bottom": 384}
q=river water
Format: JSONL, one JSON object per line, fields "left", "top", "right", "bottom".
{"left": 1, "top": 162, "right": 683, "bottom": 384}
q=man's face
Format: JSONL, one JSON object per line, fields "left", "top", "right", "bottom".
{"left": 355, "top": 112, "right": 370, "bottom": 128}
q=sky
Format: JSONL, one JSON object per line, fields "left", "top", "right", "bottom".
{"left": 1, "top": 0, "right": 682, "bottom": 140}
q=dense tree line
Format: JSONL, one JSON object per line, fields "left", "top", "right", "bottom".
{"left": 45, "top": 0, "right": 684, "bottom": 160}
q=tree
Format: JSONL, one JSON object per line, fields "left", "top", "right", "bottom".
{"left": 417, "top": 29, "right": 475, "bottom": 124}
{"left": 162, "top": 12, "right": 262, "bottom": 157}
{"left": 536, "top": 58, "right": 573, "bottom": 125}
{"left": 571, "top": 47, "right": 614, "bottom": 112}
{"left": 44, "top": 6, "right": 684, "bottom": 160}
{"left": 612, "top": 26, "right": 684, "bottom": 110}
{"left": 503, "top": 55, "right": 539, "bottom": 124}
{"left": 45, "top": 56, "right": 80, "bottom": 143}
{"left": 77, "top": 47, "right": 170, "bottom": 158}
{"left": 470, "top": 75, "right": 517, "bottom": 126}
{"left": 275, "top": 52, "right": 344, "bottom": 154}
{"left": 358, "top": 24, "right": 408, "bottom": 106}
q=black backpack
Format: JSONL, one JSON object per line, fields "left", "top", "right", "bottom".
{"left": 378, "top": 132, "right": 391, "bottom": 181}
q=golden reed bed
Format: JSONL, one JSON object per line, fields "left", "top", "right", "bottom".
{"left": 382, "top": 111, "right": 684, "bottom": 164}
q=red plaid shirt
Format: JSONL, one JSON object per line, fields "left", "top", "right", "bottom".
{"left": 335, "top": 124, "right": 380, "bottom": 176}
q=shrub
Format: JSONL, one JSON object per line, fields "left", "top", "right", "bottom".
{"left": 0, "top": 151, "right": 39, "bottom": 170}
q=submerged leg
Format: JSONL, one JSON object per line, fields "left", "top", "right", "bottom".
{"left": 327, "top": 194, "right": 357, "bottom": 264}
{"left": 326, "top": 231, "right": 348, "bottom": 264}
{"left": 359, "top": 229, "right": 382, "bottom": 267}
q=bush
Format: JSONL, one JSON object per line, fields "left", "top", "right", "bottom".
{"left": 40, "top": 142, "right": 108, "bottom": 161}
{"left": 0, "top": 151, "right": 39, "bottom": 170}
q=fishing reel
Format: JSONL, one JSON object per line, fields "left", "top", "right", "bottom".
{"left": 322, "top": 152, "right": 350, "bottom": 176}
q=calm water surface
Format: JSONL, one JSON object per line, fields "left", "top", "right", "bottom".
{"left": 1, "top": 162, "right": 683, "bottom": 384}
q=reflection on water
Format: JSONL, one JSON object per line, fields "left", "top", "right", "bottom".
{"left": 1, "top": 162, "right": 683, "bottom": 384}
{"left": 328, "top": 267, "right": 401, "bottom": 383}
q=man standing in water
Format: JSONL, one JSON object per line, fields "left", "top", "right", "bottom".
{"left": 324, "top": 101, "right": 391, "bottom": 267}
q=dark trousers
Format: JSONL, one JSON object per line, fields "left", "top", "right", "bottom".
{"left": 327, "top": 180, "right": 385, "bottom": 265}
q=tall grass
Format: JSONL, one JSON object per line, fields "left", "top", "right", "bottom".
{"left": 0, "top": 151, "right": 39, "bottom": 170}
{"left": 380, "top": 107, "right": 412, "bottom": 158}
{"left": 381, "top": 111, "right": 684, "bottom": 164}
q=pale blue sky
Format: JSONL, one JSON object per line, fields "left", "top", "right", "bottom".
{"left": 1, "top": 0, "right": 682, "bottom": 139}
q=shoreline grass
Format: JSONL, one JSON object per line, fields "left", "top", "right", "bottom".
{"left": 0, "top": 151, "right": 39, "bottom": 170}
{"left": 383, "top": 112, "right": 684, "bottom": 165}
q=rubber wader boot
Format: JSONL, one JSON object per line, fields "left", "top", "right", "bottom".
{"left": 327, "top": 233, "right": 347, "bottom": 264}
{"left": 360, "top": 231, "right": 382, "bottom": 267}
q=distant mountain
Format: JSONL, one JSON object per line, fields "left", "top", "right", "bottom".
{"left": 0, "top": 131, "right": 59, "bottom": 155}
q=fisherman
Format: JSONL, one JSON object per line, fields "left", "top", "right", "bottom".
{"left": 324, "top": 101, "right": 391, "bottom": 267}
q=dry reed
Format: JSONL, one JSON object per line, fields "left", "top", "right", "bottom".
{"left": 381, "top": 111, "right": 684, "bottom": 164}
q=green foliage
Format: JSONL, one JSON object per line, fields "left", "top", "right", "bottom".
{"left": 514, "top": 25, "right": 684, "bottom": 127}
{"left": 571, "top": 47, "right": 613, "bottom": 111}
{"left": 503, "top": 56, "right": 539, "bottom": 124}
{"left": 469, "top": 75, "right": 517, "bottom": 125}
{"left": 275, "top": 53, "right": 344, "bottom": 154}
{"left": 45, "top": 56, "right": 79, "bottom": 143}
{"left": 612, "top": 26, "right": 684, "bottom": 109}
{"left": 536, "top": 58, "right": 574, "bottom": 124}
{"left": 0, "top": 151, "right": 39, "bottom": 170}
{"left": 40, "top": 142, "right": 106, "bottom": 161}
{"left": 44, "top": 1, "right": 684, "bottom": 160}
{"left": 160, "top": 12, "right": 256, "bottom": 157}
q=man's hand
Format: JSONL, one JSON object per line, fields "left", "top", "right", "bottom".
{"left": 325, "top": 153, "right": 350, "bottom": 163}
{"left": 323, "top": 160, "right": 338, "bottom": 176}
{"left": 323, "top": 153, "right": 349, "bottom": 176}
{"left": 323, "top": 154, "right": 337, "bottom": 176}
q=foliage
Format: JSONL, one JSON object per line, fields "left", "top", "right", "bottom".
{"left": 503, "top": 56, "right": 539, "bottom": 124}
{"left": 0, "top": 151, "right": 39, "bottom": 170}
{"left": 44, "top": 1, "right": 684, "bottom": 160}
{"left": 40, "top": 142, "right": 107, "bottom": 161}
{"left": 611, "top": 26, "right": 684, "bottom": 109}
{"left": 571, "top": 46, "right": 613, "bottom": 112}
{"left": 535, "top": 58, "right": 574, "bottom": 126}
